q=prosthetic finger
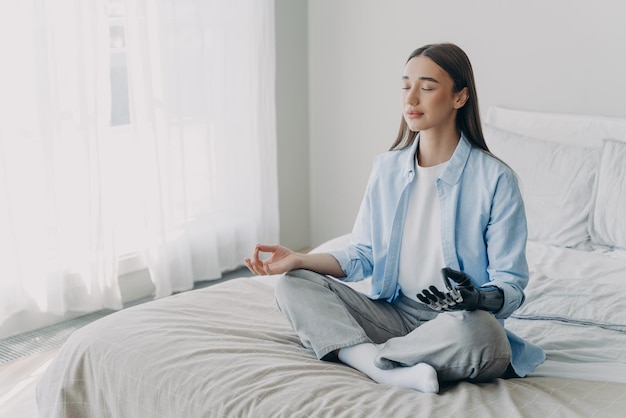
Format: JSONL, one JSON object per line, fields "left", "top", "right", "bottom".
{"left": 416, "top": 288, "right": 439, "bottom": 308}
{"left": 416, "top": 293, "right": 430, "bottom": 305}
{"left": 441, "top": 267, "right": 472, "bottom": 288}
{"left": 417, "top": 286, "right": 464, "bottom": 311}
{"left": 422, "top": 288, "right": 437, "bottom": 302}
{"left": 429, "top": 285, "right": 446, "bottom": 300}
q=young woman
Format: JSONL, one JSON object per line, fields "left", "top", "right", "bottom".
{"left": 245, "top": 43, "right": 545, "bottom": 393}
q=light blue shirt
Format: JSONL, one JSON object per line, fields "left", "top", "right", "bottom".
{"left": 329, "top": 133, "right": 545, "bottom": 377}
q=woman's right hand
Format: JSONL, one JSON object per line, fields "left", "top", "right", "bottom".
{"left": 244, "top": 244, "right": 299, "bottom": 276}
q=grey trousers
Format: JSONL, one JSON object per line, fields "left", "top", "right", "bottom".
{"left": 275, "top": 269, "right": 512, "bottom": 383}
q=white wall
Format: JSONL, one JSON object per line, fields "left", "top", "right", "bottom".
{"left": 306, "top": 0, "right": 626, "bottom": 246}
{"left": 275, "top": 0, "right": 311, "bottom": 250}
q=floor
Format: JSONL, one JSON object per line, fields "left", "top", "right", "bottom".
{"left": 0, "top": 348, "right": 58, "bottom": 417}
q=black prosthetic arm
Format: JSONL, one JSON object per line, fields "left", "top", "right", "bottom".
{"left": 416, "top": 267, "right": 504, "bottom": 313}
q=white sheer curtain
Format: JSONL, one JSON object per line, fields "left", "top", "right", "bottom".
{"left": 0, "top": 1, "right": 121, "bottom": 319}
{"left": 124, "top": 0, "right": 278, "bottom": 297}
{"left": 0, "top": 0, "right": 278, "bottom": 324}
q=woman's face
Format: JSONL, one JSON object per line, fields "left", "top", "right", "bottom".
{"left": 401, "top": 55, "right": 467, "bottom": 133}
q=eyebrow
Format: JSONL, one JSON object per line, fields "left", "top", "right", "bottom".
{"left": 401, "top": 76, "right": 440, "bottom": 83}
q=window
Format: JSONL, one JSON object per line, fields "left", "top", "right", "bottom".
{"left": 106, "top": 0, "right": 130, "bottom": 126}
{"left": 105, "top": 0, "right": 142, "bottom": 263}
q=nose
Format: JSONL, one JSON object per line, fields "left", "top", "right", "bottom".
{"left": 406, "top": 86, "right": 419, "bottom": 105}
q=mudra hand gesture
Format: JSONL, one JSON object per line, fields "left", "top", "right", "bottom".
{"left": 245, "top": 244, "right": 346, "bottom": 278}
{"left": 245, "top": 244, "right": 299, "bottom": 275}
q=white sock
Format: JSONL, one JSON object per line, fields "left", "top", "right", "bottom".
{"left": 338, "top": 343, "right": 439, "bottom": 393}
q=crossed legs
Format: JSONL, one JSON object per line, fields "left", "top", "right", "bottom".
{"left": 275, "top": 269, "right": 511, "bottom": 392}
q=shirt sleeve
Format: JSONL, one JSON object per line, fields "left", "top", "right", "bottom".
{"left": 484, "top": 169, "right": 530, "bottom": 319}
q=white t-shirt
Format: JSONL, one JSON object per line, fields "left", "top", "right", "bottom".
{"left": 397, "top": 159, "right": 448, "bottom": 302}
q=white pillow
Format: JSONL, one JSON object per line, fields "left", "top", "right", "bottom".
{"left": 485, "top": 106, "right": 626, "bottom": 148}
{"left": 483, "top": 124, "right": 600, "bottom": 248}
{"left": 310, "top": 233, "right": 351, "bottom": 253}
{"left": 591, "top": 139, "right": 626, "bottom": 249}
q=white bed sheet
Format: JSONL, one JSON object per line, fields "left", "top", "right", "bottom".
{"left": 510, "top": 241, "right": 626, "bottom": 383}
{"left": 254, "top": 236, "right": 626, "bottom": 384}
{"left": 37, "top": 277, "right": 626, "bottom": 418}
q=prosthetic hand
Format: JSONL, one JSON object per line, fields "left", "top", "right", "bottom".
{"left": 416, "top": 267, "right": 504, "bottom": 313}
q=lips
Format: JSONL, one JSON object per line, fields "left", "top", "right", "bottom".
{"left": 406, "top": 111, "right": 423, "bottom": 118}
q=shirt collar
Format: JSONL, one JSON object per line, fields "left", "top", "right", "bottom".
{"left": 406, "top": 132, "right": 472, "bottom": 185}
{"left": 440, "top": 132, "right": 472, "bottom": 185}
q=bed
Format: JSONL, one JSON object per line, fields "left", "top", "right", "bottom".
{"left": 37, "top": 107, "right": 626, "bottom": 417}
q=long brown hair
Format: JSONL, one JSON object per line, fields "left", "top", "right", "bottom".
{"left": 390, "top": 43, "right": 488, "bottom": 152}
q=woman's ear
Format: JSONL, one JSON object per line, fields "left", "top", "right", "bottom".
{"left": 454, "top": 87, "right": 469, "bottom": 109}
